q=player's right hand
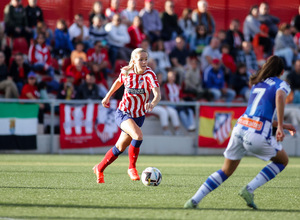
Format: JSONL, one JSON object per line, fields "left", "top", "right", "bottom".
{"left": 276, "top": 127, "right": 285, "bottom": 142}
{"left": 102, "top": 97, "right": 110, "bottom": 108}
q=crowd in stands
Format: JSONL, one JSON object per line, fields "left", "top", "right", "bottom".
{"left": 1, "top": 0, "right": 300, "bottom": 135}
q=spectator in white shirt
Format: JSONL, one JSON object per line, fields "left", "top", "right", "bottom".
{"left": 68, "top": 14, "right": 90, "bottom": 50}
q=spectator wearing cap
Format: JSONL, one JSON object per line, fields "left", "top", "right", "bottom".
{"left": 203, "top": 58, "right": 236, "bottom": 102}
{"left": 200, "top": 37, "right": 222, "bottom": 72}
{"left": 139, "top": 0, "right": 162, "bottom": 43}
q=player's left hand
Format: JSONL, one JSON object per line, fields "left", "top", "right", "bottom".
{"left": 145, "top": 103, "right": 154, "bottom": 112}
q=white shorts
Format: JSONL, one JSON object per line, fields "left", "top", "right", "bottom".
{"left": 223, "top": 126, "right": 282, "bottom": 161}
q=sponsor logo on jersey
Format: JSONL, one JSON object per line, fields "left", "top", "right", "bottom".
{"left": 126, "top": 87, "right": 145, "bottom": 94}
{"left": 237, "top": 117, "right": 263, "bottom": 131}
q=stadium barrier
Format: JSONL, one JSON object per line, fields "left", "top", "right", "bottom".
{"left": 0, "top": 98, "right": 299, "bottom": 156}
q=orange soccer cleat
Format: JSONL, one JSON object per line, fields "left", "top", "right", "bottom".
{"left": 93, "top": 165, "right": 105, "bottom": 184}
{"left": 128, "top": 168, "right": 140, "bottom": 181}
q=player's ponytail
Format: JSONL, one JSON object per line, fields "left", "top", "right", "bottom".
{"left": 121, "top": 48, "right": 148, "bottom": 77}
{"left": 249, "top": 55, "right": 284, "bottom": 86}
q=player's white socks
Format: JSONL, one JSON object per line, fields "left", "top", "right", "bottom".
{"left": 192, "top": 169, "right": 228, "bottom": 204}
{"left": 247, "top": 162, "right": 285, "bottom": 193}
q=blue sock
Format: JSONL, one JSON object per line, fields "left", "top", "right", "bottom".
{"left": 112, "top": 146, "right": 123, "bottom": 156}
{"left": 130, "top": 139, "right": 143, "bottom": 148}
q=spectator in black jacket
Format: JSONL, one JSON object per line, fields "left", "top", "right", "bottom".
{"left": 76, "top": 73, "right": 100, "bottom": 100}
{"left": 225, "top": 19, "right": 244, "bottom": 59}
{"left": 25, "top": 0, "right": 44, "bottom": 30}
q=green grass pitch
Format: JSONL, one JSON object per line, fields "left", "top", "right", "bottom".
{"left": 0, "top": 154, "right": 299, "bottom": 220}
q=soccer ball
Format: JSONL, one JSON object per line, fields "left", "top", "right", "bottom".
{"left": 141, "top": 167, "right": 162, "bottom": 186}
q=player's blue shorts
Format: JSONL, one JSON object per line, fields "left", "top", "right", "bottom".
{"left": 115, "top": 109, "right": 145, "bottom": 128}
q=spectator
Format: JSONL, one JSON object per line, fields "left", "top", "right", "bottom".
{"left": 274, "top": 23, "right": 297, "bottom": 70}
{"left": 192, "top": 0, "right": 215, "bottom": 35}
{"left": 121, "top": 0, "right": 139, "bottom": 26}
{"left": 4, "top": 0, "right": 31, "bottom": 43}
{"left": 225, "top": 19, "right": 244, "bottom": 59}
{"left": 89, "top": 15, "right": 108, "bottom": 47}
{"left": 169, "top": 36, "right": 189, "bottom": 84}
{"left": 217, "top": 29, "right": 227, "bottom": 47}
{"left": 178, "top": 8, "right": 195, "bottom": 43}
{"left": 139, "top": 0, "right": 162, "bottom": 43}
{"left": 0, "top": 51, "right": 19, "bottom": 98}
{"left": 105, "top": 0, "right": 122, "bottom": 22}
{"left": 68, "top": 14, "right": 90, "bottom": 50}
{"left": 258, "top": 2, "right": 280, "bottom": 39}
{"left": 53, "top": 19, "right": 74, "bottom": 59}
{"left": 56, "top": 72, "right": 76, "bottom": 100}
{"left": 89, "top": 62, "right": 108, "bottom": 98}
{"left": 286, "top": 59, "right": 300, "bottom": 103}
{"left": 243, "top": 5, "right": 261, "bottom": 42}
{"left": 200, "top": 37, "right": 222, "bottom": 72}
{"left": 33, "top": 21, "right": 53, "bottom": 47}
{"left": 231, "top": 63, "right": 251, "bottom": 102}
{"left": 89, "top": 1, "right": 106, "bottom": 26}
{"left": 236, "top": 41, "right": 258, "bottom": 75}
{"left": 252, "top": 23, "right": 273, "bottom": 62}
{"left": 204, "top": 58, "right": 236, "bottom": 102}
{"left": 221, "top": 44, "right": 236, "bottom": 83}
{"left": 0, "top": 23, "right": 11, "bottom": 66}
{"left": 291, "top": 6, "right": 300, "bottom": 34}
{"left": 70, "top": 41, "right": 87, "bottom": 65}
{"left": 164, "top": 70, "right": 196, "bottom": 132}
{"left": 66, "top": 57, "right": 89, "bottom": 86}
{"left": 284, "top": 105, "right": 300, "bottom": 133}
{"left": 189, "top": 24, "right": 212, "bottom": 57}
{"left": 105, "top": 13, "right": 131, "bottom": 68}
{"left": 9, "top": 52, "right": 31, "bottom": 93}
{"left": 127, "top": 16, "right": 146, "bottom": 49}
{"left": 76, "top": 73, "right": 100, "bottom": 100}
{"left": 161, "top": 0, "right": 183, "bottom": 42}
{"left": 25, "top": 0, "right": 44, "bottom": 31}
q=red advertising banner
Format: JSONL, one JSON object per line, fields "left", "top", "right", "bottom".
{"left": 60, "top": 101, "right": 121, "bottom": 149}
{"left": 198, "top": 106, "right": 246, "bottom": 148}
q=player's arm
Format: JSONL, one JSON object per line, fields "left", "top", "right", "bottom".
{"left": 145, "top": 87, "right": 161, "bottom": 112}
{"left": 275, "top": 89, "right": 287, "bottom": 141}
{"left": 102, "top": 79, "right": 123, "bottom": 108}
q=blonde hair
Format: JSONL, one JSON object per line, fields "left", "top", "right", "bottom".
{"left": 121, "top": 48, "right": 148, "bottom": 76}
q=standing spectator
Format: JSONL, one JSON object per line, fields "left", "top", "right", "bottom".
{"left": 189, "top": 24, "right": 212, "bottom": 57}
{"left": 258, "top": 2, "right": 280, "bottom": 40}
{"left": 76, "top": 73, "right": 100, "bottom": 100}
{"left": 70, "top": 41, "right": 87, "bottom": 65}
{"left": 89, "top": 1, "right": 106, "bottom": 26}
{"left": 0, "top": 51, "right": 19, "bottom": 98}
{"left": 252, "top": 24, "right": 273, "bottom": 62}
{"left": 65, "top": 57, "right": 89, "bottom": 86}
{"left": 236, "top": 41, "right": 258, "bottom": 75}
{"left": 0, "top": 23, "right": 11, "bottom": 66}
{"left": 178, "top": 8, "right": 195, "bottom": 43}
{"left": 105, "top": 0, "right": 122, "bottom": 22}
{"left": 53, "top": 19, "right": 74, "bottom": 59}
{"left": 127, "top": 16, "right": 146, "bottom": 49}
{"left": 291, "top": 6, "right": 300, "bottom": 33}
{"left": 225, "top": 19, "right": 244, "bottom": 59}
{"left": 105, "top": 13, "right": 131, "bottom": 68}
{"left": 200, "top": 37, "right": 222, "bottom": 72}
{"left": 274, "top": 23, "right": 297, "bottom": 70}
{"left": 25, "top": 0, "right": 44, "bottom": 31}
{"left": 121, "top": 0, "right": 139, "bottom": 26}
{"left": 161, "top": 0, "right": 183, "bottom": 42}
{"left": 89, "top": 15, "right": 108, "bottom": 47}
{"left": 243, "top": 5, "right": 261, "bottom": 42}
{"left": 286, "top": 60, "right": 300, "bottom": 103}
{"left": 139, "top": 0, "right": 162, "bottom": 43}
{"left": 9, "top": 52, "right": 31, "bottom": 93}
{"left": 204, "top": 59, "right": 236, "bottom": 102}
{"left": 231, "top": 63, "right": 251, "bottom": 102}
{"left": 68, "top": 14, "right": 90, "bottom": 50}
{"left": 192, "top": 0, "right": 215, "bottom": 35}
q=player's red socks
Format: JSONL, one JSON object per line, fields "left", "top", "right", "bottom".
{"left": 98, "top": 146, "right": 122, "bottom": 172}
{"left": 128, "top": 139, "right": 143, "bottom": 169}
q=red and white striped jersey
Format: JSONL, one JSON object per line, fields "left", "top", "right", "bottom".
{"left": 117, "top": 67, "right": 159, "bottom": 118}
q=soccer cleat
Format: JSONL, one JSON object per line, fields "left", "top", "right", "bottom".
{"left": 93, "top": 165, "right": 105, "bottom": 184}
{"left": 183, "top": 199, "right": 198, "bottom": 209}
{"left": 239, "top": 186, "right": 257, "bottom": 209}
{"left": 128, "top": 168, "right": 140, "bottom": 181}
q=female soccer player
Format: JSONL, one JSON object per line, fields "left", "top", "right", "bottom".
{"left": 93, "top": 48, "right": 161, "bottom": 183}
{"left": 184, "top": 55, "right": 296, "bottom": 209}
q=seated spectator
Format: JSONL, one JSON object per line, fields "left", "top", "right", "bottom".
{"left": 203, "top": 59, "right": 236, "bottom": 102}
{"left": 105, "top": 0, "right": 122, "bottom": 22}
{"left": 220, "top": 44, "right": 236, "bottom": 84}
{"left": 89, "top": 1, "right": 106, "bottom": 26}
{"left": 25, "top": 0, "right": 44, "bottom": 34}
{"left": 189, "top": 24, "right": 212, "bottom": 57}
{"left": 33, "top": 21, "right": 53, "bottom": 47}
{"left": 286, "top": 60, "right": 300, "bottom": 103}
{"left": 127, "top": 16, "right": 146, "bottom": 49}
{"left": 105, "top": 13, "right": 131, "bottom": 68}
{"left": 192, "top": 0, "right": 215, "bottom": 35}
{"left": 70, "top": 41, "right": 87, "bottom": 65}
{"left": 258, "top": 2, "right": 279, "bottom": 40}
{"left": 161, "top": 0, "right": 183, "bottom": 42}
{"left": 121, "top": 0, "right": 139, "bottom": 26}
{"left": 225, "top": 19, "right": 244, "bottom": 59}
{"left": 231, "top": 63, "right": 250, "bottom": 102}
{"left": 86, "top": 41, "right": 110, "bottom": 77}
{"left": 53, "top": 19, "right": 74, "bottom": 59}
{"left": 76, "top": 73, "right": 100, "bottom": 100}
{"left": 68, "top": 14, "right": 90, "bottom": 50}
{"left": 139, "top": 0, "right": 162, "bottom": 43}
{"left": 236, "top": 41, "right": 258, "bottom": 75}
{"left": 200, "top": 37, "right": 222, "bottom": 72}
{"left": 9, "top": 52, "right": 31, "bottom": 93}
{"left": 165, "top": 70, "right": 196, "bottom": 132}
{"left": 243, "top": 5, "right": 261, "bottom": 42}
{"left": 217, "top": 29, "right": 227, "bottom": 47}
{"left": 252, "top": 24, "right": 272, "bottom": 63}
{"left": 89, "top": 15, "right": 107, "bottom": 47}
{"left": 66, "top": 57, "right": 89, "bottom": 86}
{"left": 89, "top": 62, "right": 108, "bottom": 98}
{"left": 56, "top": 72, "right": 76, "bottom": 100}
{"left": 178, "top": 8, "right": 195, "bottom": 43}
{"left": 274, "top": 23, "right": 297, "bottom": 70}
{"left": 0, "top": 51, "right": 19, "bottom": 98}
